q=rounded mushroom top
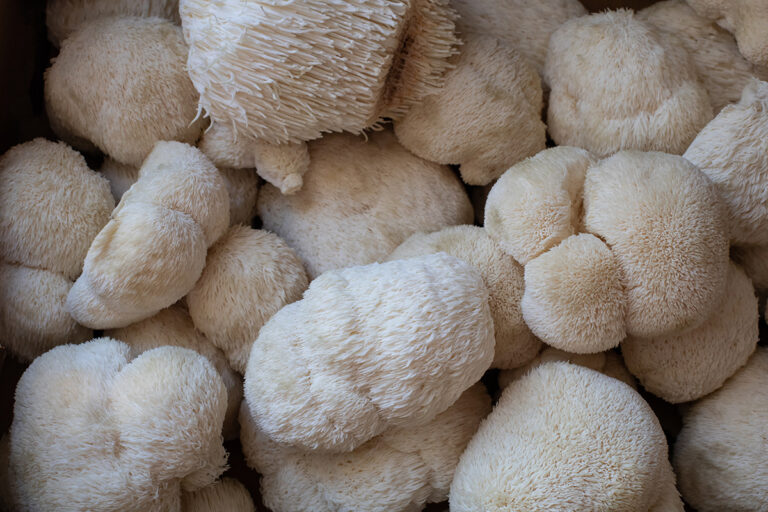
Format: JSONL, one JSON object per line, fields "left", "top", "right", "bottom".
{"left": 583, "top": 151, "right": 729, "bottom": 338}
{"left": 243, "top": 253, "right": 495, "bottom": 452}
{"left": 450, "top": 363, "right": 677, "bottom": 512}
{"left": 258, "top": 130, "right": 473, "bottom": 278}
{"left": 181, "top": 0, "right": 458, "bottom": 144}
{"left": 45, "top": 16, "right": 204, "bottom": 167}
{"left": 0, "top": 138, "right": 114, "bottom": 279}
{"left": 46, "top": 0, "right": 181, "bottom": 47}
{"left": 7, "top": 339, "right": 228, "bottom": 511}
{"left": 545, "top": 9, "right": 713, "bottom": 156}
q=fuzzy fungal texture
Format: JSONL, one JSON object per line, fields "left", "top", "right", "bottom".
{"left": 640, "top": 0, "right": 768, "bottom": 113}
{"left": 0, "top": 139, "right": 113, "bottom": 361}
{"left": 687, "top": 0, "right": 768, "bottom": 67}
{"left": 450, "top": 363, "right": 683, "bottom": 512}
{"left": 241, "top": 384, "right": 491, "bottom": 512}
{"left": 186, "top": 226, "right": 309, "bottom": 374}
{"left": 522, "top": 234, "right": 627, "bottom": 354}
{"left": 181, "top": 0, "right": 458, "bottom": 145}
{"left": 393, "top": 35, "right": 546, "bottom": 186}
{"left": 583, "top": 151, "right": 730, "bottom": 338}
{"left": 199, "top": 122, "right": 309, "bottom": 195}
{"left": 67, "top": 142, "right": 229, "bottom": 329}
{"left": 45, "top": 17, "right": 204, "bottom": 167}
{"left": 46, "top": 0, "right": 180, "bottom": 47}
{"left": 388, "top": 225, "right": 541, "bottom": 369}
{"left": 243, "top": 254, "right": 495, "bottom": 452}
{"left": 99, "top": 157, "right": 258, "bottom": 227}
{"left": 674, "top": 348, "right": 768, "bottom": 512}
{"left": 545, "top": 10, "right": 713, "bottom": 157}
{"left": 684, "top": 80, "right": 768, "bottom": 246}
{"left": 258, "top": 131, "right": 473, "bottom": 278}
{"left": 622, "top": 262, "right": 758, "bottom": 403}
{"left": 106, "top": 305, "right": 243, "bottom": 440}
{"left": 498, "top": 348, "right": 636, "bottom": 391}
{"left": 484, "top": 147, "right": 596, "bottom": 265}
{"left": 450, "top": 0, "right": 586, "bottom": 79}
{"left": 181, "top": 478, "right": 256, "bottom": 512}
{"left": 5, "top": 339, "right": 228, "bottom": 512}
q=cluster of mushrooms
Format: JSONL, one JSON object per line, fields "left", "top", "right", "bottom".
{"left": 1, "top": 0, "right": 767, "bottom": 510}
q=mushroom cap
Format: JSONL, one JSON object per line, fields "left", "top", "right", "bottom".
{"left": 181, "top": 0, "right": 458, "bottom": 144}
{"left": 394, "top": 35, "right": 545, "bottom": 186}
{"left": 107, "top": 305, "right": 243, "bottom": 441}
{"left": 45, "top": 17, "right": 204, "bottom": 167}
{"left": 498, "top": 347, "right": 636, "bottom": 391}
{"left": 241, "top": 384, "right": 491, "bottom": 512}
{"left": 67, "top": 142, "right": 229, "bottom": 329}
{"left": 640, "top": 0, "right": 768, "bottom": 113}
{"left": 450, "top": 363, "right": 682, "bottom": 512}
{"left": 186, "top": 226, "right": 309, "bottom": 373}
{"left": 687, "top": 0, "right": 768, "bottom": 67}
{"left": 622, "top": 261, "right": 758, "bottom": 403}
{"left": 67, "top": 202, "right": 208, "bottom": 329}
{"left": 522, "top": 233, "right": 627, "bottom": 354}
{"left": 7, "top": 339, "right": 227, "bottom": 511}
{"left": 450, "top": 0, "right": 586, "bottom": 77}
{"left": 388, "top": 225, "right": 540, "bottom": 369}
{"left": 99, "top": 154, "right": 258, "bottom": 228}
{"left": 684, "top": 79, "right": 768, "bottom": 246}
{"left": 46, "top": 0, "right": 180, "bottom": 47}
{"left": 243, "top": 253, "right": 495, "bottom": 452}
{"left": 583, "top": 151, "right": 730, "bottom": 338}
{"left": 545, "top": 9, "right": 713, "bottom": 156}
{"left": 484, "top": 146, "right": 595, "bottom": 265}
{"left": 0, "top": 262, "right": 91, "bottom": 362}
{"left": 181, "top": 478, "right": 255, "bottom": 512}
{"left": 257, "top": 130, "right": 473, "bottom": 278}
{"left": 0, "top": 138, "right": 113, "bottom": 280}
{"left": 673, "top": 347, "right": 768, "bottom": 512}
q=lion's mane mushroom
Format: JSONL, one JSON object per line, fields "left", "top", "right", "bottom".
{"left": 5, "top": 339, "right": 228, "bottom": 511}
{"left": 45, "top": 0, "right": 181, "bottom": 47}
{"left": 99, "top": 157, "right": 259, "bottom": 226}
{"left": 393, "top": 34, "right": 546, "bottom": 186}
{"left": 450, "top": 363, "right": 683, "bottom": 511}
{"left": 0, "top": 138, "right": 113, "bottom": 361}
{"left": 186, "top": 225, "right": 309, "bottom": 373}
{"left": 640, "top": 0, "right": 768, "bottom": 113}
{"left": 684, "top": 79, "right": 768, "bottom": 246}
{"left": 388, "top": 225, "right": 540, "bottom": 370}
{"left": 240, "top": 384, "right": 491, "bottom": 512}
{"left": 545, "top": 9, "right": 713, "bottom": 156}
{"left": 107, "top": 305, "right": 243, "bottom": 440}
{"left": 686, "top": 0, "right": 768, "bottom": 67}
{"left": 622, "top": 261, "right": 758, "bottom": 403}
{"left": 583, "top": 151, "right": 729, "bottom": 338}
{"left": 45, "top": 17, "right": 204, "bottom": 166}
{"left": 67, "top": 142, "right": 229, "bottom": 329}
{"left": 243, "top": 253, "right": 495, "bottom": 452}
{"left": 257, "top": 130, "right": 473, "bottom": 279}
{"left": 180, "top": 0, "right": 459, "bottom": 193}
{"left": 674, "top": 347, "right": 768, "bottom": 512}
